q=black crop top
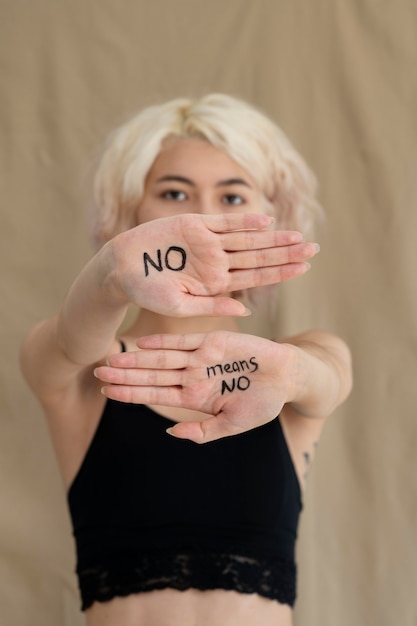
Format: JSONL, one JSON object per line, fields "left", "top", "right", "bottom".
{"left": 68, "top": 400, "right": 302, "bottom": 610}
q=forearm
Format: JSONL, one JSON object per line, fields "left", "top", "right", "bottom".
{"left": 56, "top": 241, "right": 129, "bottom": 366}
{"left": 282, "top": 330, "right": 353, "bottom": 419}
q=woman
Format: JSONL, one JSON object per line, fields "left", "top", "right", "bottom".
{"left": 20, "top": 94, "right": 352, "bottom": 626}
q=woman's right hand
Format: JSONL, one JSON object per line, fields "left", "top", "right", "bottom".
{"left": 107, "top": 212, "right": 319, "bottom": 317}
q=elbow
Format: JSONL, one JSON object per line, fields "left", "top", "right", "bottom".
{"left": 330, "top": 335, "right": 353, "bottom": 407}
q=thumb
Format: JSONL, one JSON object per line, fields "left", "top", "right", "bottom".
{"left": 166, "top": 415, "right": 245, "bottom": 444}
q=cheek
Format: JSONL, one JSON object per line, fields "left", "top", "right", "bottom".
{"left": 136, "top": 204, "right": 154, "bottom": 225}
{"left": 261, "top": 197, "right": 275, "bottom": 216}
{"left": 244, "top": 194, "right": 269, "bottom": 215}
{"left": 135, "top": 205, "right": 144, "bottom": 225}
{"left": 136, "top": 201, "right": 184, "bottom": 225}
{"left": 135, "top": 194, "right": 161, "bottom": 224}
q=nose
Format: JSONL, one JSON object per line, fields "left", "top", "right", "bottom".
{"left": 193, "top": 195, "right": 223, "bottom": 215}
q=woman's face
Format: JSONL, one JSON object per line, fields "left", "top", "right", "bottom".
{"left": 137, "top": 138, "right": 264, "bottom": 224}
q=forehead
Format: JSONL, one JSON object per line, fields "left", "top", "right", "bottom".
{"left": 146, "top": 138, "right": 255, "bottom": 184}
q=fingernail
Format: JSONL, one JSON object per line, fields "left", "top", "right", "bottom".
{"left": 314, "top": 243, "right": 321, "bottom": 253}
{"left": 166, "top": 428, "right": 174, "bottom": 436}
{"left": 305, "top": 262, "right": 312, "bottom": 271}
{"left": 242, "top": 307, "right": 252, "bottom": 317}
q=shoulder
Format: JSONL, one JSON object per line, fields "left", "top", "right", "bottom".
{"left": 20, "top": 316, "right": 124, "bottom": 404}
{"left": 20, "top": 320, "right": 124, "bottom": 485}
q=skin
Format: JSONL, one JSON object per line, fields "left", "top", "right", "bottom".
{"left": 20, "top": 138, "right": 352, "bottom": 626}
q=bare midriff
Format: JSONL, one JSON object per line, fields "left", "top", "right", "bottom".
{"left": 85, "top": 588, "right": 293, "bottom": 626}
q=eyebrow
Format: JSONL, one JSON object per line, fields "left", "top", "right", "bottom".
{"left": 155, "top": 175, "right": 252, "bottom": 188}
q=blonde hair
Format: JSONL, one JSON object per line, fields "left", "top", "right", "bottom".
{"left": 89, "top": 93, "right": 322, "bottom": 248}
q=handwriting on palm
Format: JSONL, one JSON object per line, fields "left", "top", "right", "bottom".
{"left": 111, "top": 213, "right": 316, "bottom": 317}
{"left": 140, "top": 219, "right": 235, "bottom": 307}
{"left": 97, "top": 331, "right": 296, "bottom": 443}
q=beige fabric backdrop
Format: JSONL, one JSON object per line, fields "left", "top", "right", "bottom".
{"left": 1, "top": 1, "right": 416, "bottom": 624}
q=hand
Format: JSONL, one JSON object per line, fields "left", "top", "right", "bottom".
{"left": 95, "top": 331, "right": 298, "bottom": 443}
{"left": 108, "top": 213, "right": 319, "bottom": 317}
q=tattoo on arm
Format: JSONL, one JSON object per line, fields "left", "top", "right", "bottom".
{"left": 303, "top": 441, "right": 318, "bottom": 482}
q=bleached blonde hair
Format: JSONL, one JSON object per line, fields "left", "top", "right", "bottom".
{"left": 89, "top": 93, "right": 322, "bottom": 248}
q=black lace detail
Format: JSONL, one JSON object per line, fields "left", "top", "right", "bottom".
{"left": 78, "top": 551, "right": 296, "bottom": 610}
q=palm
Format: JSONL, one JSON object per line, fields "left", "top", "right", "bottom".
{"left": 110, "top": 213, "right": 317, "bottom": 317}
{"left": 172, "top": 221, "right": 234, "bottom": 295}
{"left": 96, "top": 331, "right": 297, "bottom": 443}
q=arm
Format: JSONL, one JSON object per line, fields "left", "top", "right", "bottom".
{"left": 94, "top": 329, "right": 352, "bottom": 443}
{"left": 279, "top": 329, "right": 353, "bottom": 420}
{"left": 21, "top": 213, "right": 318, "bottom": 399}
{"left": 20, "top": 241, "right": 128, "bottom": 400}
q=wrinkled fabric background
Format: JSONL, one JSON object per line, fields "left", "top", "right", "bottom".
{"left": 1, "top": 1, "right": 416, "bottom": 625}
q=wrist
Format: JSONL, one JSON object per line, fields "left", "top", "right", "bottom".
{"left": 283, "top": 332, "right": 352, "bottom": 418}
{"left": 269, "top": 340, "right": 302, "bottom": 407}
{"left": 282, "top": 342, "right": 314, "bottom": 408}
{"left": 99, "top": 236, "right": 133, "bottom": 307}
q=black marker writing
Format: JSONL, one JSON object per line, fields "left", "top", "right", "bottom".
{"left": 206, "top": 356, "right": 258, "bottom": 378}
{"left": 221, "top": 375, "right": 251, "bottom": 395}
{"left": 144, "top": 246, "right": 187, "bottom": 277}
{"left": 206, "top": 356, "right": 259, "bottom": 395}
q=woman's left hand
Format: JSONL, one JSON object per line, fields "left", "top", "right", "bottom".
{"left": 95, "top": 331, "right": 297, "bottom": 443}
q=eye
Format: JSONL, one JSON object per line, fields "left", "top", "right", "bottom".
{"left": 162, "top": 190, "right": 188, "bottom": 201}
{"left": 221, "top": 194, "right": 245, "bottom": 206}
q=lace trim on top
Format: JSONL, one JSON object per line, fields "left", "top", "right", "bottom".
{"left": 78, "top": 551, "right": 296, "bottom": 611}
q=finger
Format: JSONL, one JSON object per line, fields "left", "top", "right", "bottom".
{"left": 106, "top": 349, "right": 190, "bottom": 369}
{"left": 95, "top": 365, "right": 183, "bottom": 386}
{"left": 101, "top": 384, "right": 185, "bottom": 406}
{"left": 227, "top": 262, "right": 311, "bottom": 291}
{"left": 227, "top": 242, "right": 319, "bottom": 270}
{"left": 167, "top": 416, "right": 246, "bottom": 444}
{"left": 220, "top": 229, "right": 304, "bottom": 251}
{"left": 202, "top": 213, "right": 273, "bottom": 233}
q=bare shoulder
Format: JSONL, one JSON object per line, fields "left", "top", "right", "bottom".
{"left": 20, "top": 315, "right": 124, "bottom": 399}
{"left": 20, "top": 316, "right": 122, "bottom": 487}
